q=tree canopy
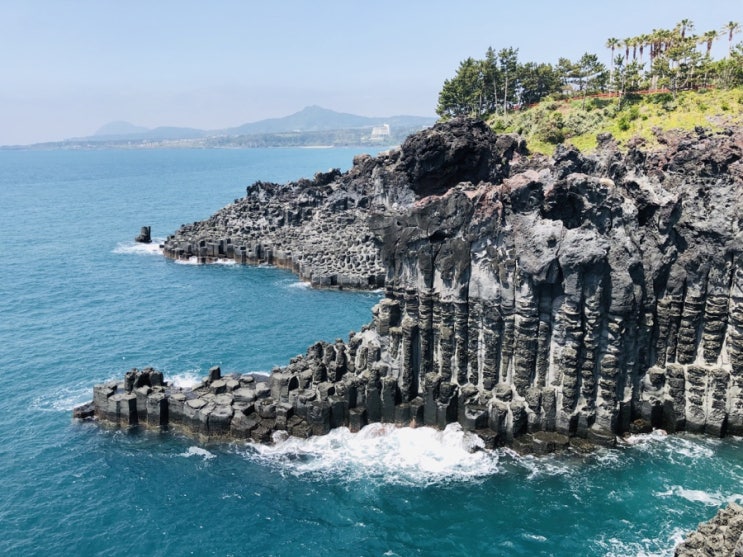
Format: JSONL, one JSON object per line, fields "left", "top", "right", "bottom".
{"left": 437, "top": 19, "right": 742, "bottom": 119}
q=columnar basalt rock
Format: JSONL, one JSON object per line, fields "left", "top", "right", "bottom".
{"left": 675, "top": 502, "right": 743, "bottom": 557}
{"left": 81, "top": 119, "right": 743, "bottom": 451}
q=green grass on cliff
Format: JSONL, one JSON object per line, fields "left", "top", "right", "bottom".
{"left": 487, "top": 87, "right": 743, "bottom": 155}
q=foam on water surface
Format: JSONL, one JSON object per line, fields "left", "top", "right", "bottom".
{"left": 245, "top": 423, "right": 501, "bottom": 485}
{"left": 112, "top": 239, "right": 165, "bottom": 256}
{"left": 168, "top": 371, "right": 203, "bottom": 390}
{"left": 178, "top": 446, "right": 216, "bottom": 460}
{"left": 31, "top": 383, "right": 94, "bottom": 412}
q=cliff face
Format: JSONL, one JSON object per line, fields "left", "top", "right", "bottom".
{"left": 159, "top": 119, "right": 743, "bottom": 444}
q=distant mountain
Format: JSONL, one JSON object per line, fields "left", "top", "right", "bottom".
{"left": 3, "top": 106, "right": 435, "bottom": 149}
{"left": 94, "top": 121, "right": 149, "bottom": 136}
{"left": 80, "top": 107, "right": 434, "bottom": 143}
{"left": 222, "top": 105, "right": 433, "bottom": 135}
{"left": 83, "top": 123, "right": 207, "bottom": 142}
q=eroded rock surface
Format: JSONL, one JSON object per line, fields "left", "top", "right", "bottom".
{"left": 675, "top": 502, "right": 743, "bottom": 556}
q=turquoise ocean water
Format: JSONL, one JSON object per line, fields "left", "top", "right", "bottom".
{"left": 0, "top": 147, "right": 740, "bottom": 556}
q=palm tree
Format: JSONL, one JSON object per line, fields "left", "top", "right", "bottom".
{"left": 623, "top": 37, "right": 632, "bottom": 62}
{"left": 723, "top": 21, "right": 741, "bottom": 55}
{"left": 606, "top": 37, "right": 620, "bottom": 84}
{"left": 678, "top": 19, "right": 694, "bottom": 40}
{"left": 702, "top": 30, "right": 719, "bottom": 57}
{"left": 638, "top": 34, "right": 649, "bottom": 63}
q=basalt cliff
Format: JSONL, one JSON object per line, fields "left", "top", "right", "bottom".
{"left": 81, "top": 118, "right": 743, "bottom": 451}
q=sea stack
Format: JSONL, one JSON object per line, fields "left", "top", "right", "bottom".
{"left": 135, "top": 226, "right": 152, "bottom": 244}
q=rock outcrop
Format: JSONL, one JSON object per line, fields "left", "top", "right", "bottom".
{"left": 86, "top": 119, "right": 743, "bottom": 449}
{"left": 675, "top": 502, "right": 743, "bottom": 556}
{"left": 135, "top": 226, "right": 151, "bottom": 244}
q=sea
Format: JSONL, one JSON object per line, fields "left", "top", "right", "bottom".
{"left": 0, "top": 146, "right": 740, "bottom": 557}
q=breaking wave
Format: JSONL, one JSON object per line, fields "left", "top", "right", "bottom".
{"left": 112, "top": 239, "right": 164, "bottom": 256}
{"left": 243, "top": 423, "right": 501, "bottom": 486}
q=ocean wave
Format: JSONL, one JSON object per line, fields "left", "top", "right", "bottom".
{"left": 595, "top": 526, "right": 686, "bottom": 557}
{"left": 173, "top": 257, "right": 237, "bottom": 266}
{"left": 505, "top": 450, "right": 576, "bottom": 479}
{"left": 621, "top": 429, "right": 669, "bottom": 446}
{"left": 284, "top": 280, "right": 310, "bottom": 289}
{"left": 655, "top": 485, "right": 742, "bottom": 506}
{"left": 31, "top": 383, "right": 94, "bottom": 412}
{"left": 178, "top": 446, "right": 216, "bottom": 460}
{"left": 168, "top": 371, "right": 203, "bottom": 390}
{"left": 112, "top": 239, "right": 164, "bottom": 256}
{"left": 243, "top": 423, "right": 501, "bottom": 485}
{"left": 174, "top": 256, "right": 200, "bottom": 265}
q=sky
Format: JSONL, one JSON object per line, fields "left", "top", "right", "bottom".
{"left": 1, "top": 0, "right": 741, "bottom": 145}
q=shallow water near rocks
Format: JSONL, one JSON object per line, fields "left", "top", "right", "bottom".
{"left": 0, "top": 148, "right": 741, "bottom": 556}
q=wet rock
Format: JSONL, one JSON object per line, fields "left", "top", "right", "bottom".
{"left": 675, "top": 502, "right": 743, "bottom": 557}
{"left": 135, "top": 226, "right": 151, "bottom": 244}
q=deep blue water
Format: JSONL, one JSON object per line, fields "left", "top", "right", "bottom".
{"left": 0, "top": 148, "right": 740, "bottom": 557}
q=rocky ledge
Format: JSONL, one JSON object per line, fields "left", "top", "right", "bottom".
{"left": 675, "top": 502, "right": 743, "bottom": 556}
{"left": 81, "top": 119, "right": 743, "bottom": 449}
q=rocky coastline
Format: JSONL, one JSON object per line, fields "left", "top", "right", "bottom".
{"left": 150, "top": 118, "right": 743, "bottom": 446}
{"left": 76, "top": 118, "right": 742, "bottom": 552}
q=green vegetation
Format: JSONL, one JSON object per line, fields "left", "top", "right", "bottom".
{"left": 436, "top": 19, "right": 743, "bottom": 153}
{"left": 488, "top": 87, "right": 743, "bottom": 154}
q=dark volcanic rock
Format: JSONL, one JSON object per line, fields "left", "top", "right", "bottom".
{"left": 135, "top": 226, "right": 151, "bottom": 244}
{"left": 675, "top": 502, "right": 743, "bottom": 556}
{"left": 89, "top": 121, "right": 743, "bottom": 448}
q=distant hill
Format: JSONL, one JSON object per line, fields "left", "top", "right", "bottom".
{"left": 94, "top": 121, "right": 149, "bottom": 136}
{"left": 81, "top": 123, "right": 207, "bottom": 142}
{"left": 222, "top": 105, "right": 434, "bottom": 135}
{"left": 72, "top": 106, "right": 435, "bottom": 144}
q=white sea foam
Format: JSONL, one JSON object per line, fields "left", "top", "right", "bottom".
{"left": 168, "top": 371, "right": 203, "bottom": 390}
{"left": 671, "top": 436, "right": 716, "bottom": 460}
{"left": 596, "top": 527, "right": 686, "bottom": 557}
{"left": 112, "top": 239, "right": 165, "bottom": 256}
{"left": 655, "top": 485, "right": 742, "bottom": 506}
{"left": 285, "top": 280, "right": 310, "bottom": 289}
{"left": 505, "top": 449, "right": 575, "bottom": 479}
{"left": 621, "top": 429, "right": 668, "bottom": 446}
{"left": 174, "top": 256, "right": 200, "bottom": 265}
{"left": 246, "top": 423, "right": 500, "bottom": 485}
{"left": 179, "top": 446, "right": 216, "bottom": 460}
{"left": 173, "top": 256, "right": 236, "bottom": 266}
{"left": 624, "top": 430, "right": 719, "bottom": 466}
{"left": 32, "top": 384, "right": 93, "bottom": 412}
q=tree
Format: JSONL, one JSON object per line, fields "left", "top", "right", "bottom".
{"left": 436, "top": 58, "right": 485, "bottom": 118}
{"left": 483, "top": 47, "right": 501, "bottom": 113}
{"left": 678, "top": 19, "right": 694, "bottom": 40}
{"left": 606, "top": 37, "right": 620, "bottom": 85}
{"left": 724, "top": 21, "right": 741, "bottom": 55}
{"left": 518, "top": 62, "right": 562, "bottom": 105}
{"left": 702, "top": 29, "right": 719, "bottom": 57}
{"left": 498, "top": 47, "right": 519, "bottom": 115}
{"left": 623, "top": 37, "right": 632, "bottom": 62}
{"left": 613, "top": 56, "right": 643, "bottom": 104}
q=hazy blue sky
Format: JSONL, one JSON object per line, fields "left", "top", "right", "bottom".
{"left": 1, "top": 0, "right": 740, "bottom": 145}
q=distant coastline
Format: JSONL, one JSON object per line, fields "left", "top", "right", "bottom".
{"left": 1, "top": 105, "right": 435, "bottom": 151}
